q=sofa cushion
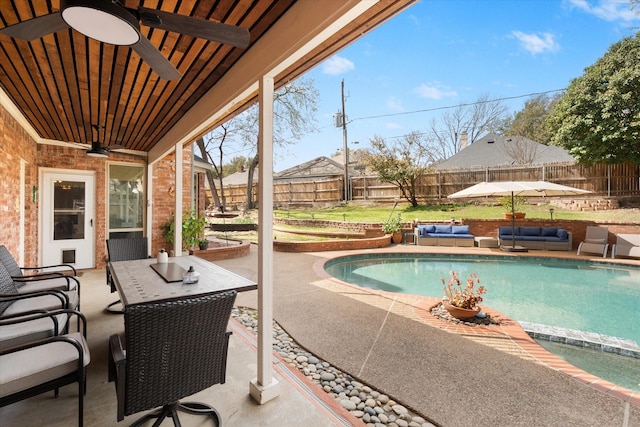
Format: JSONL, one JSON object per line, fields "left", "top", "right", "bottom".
{"left": 417, "top": 225, "right": 436, "bottom": 236}
{"left": 451, "top": 225, "right": 470, "bottom": 234}
{"left": 435, "top": 225, "right": 452, "bottom": 234}
{"left": 557, "top": 229, "right": 569, "bottom": 240}
{"left": 541, "top": 227, "right": 558, "bottom": 237}
{"left": 498, "top": 226, "right": 518, "bottom": 236}
{"left": 520, "top": 226, "right": 541, "bottom": 236}
{"left": 519, "top": 235, "right": 545, "bottom": 241}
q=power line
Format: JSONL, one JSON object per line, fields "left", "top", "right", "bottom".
{"left": 346, "top": 88, "right": 565, "bottom": 124}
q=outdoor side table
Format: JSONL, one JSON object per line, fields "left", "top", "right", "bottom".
{"left": 403, "top": 232, "right": 417, "bottom": 245}
{"left": 474, "top": 236, "right": 498, "bottom": 248}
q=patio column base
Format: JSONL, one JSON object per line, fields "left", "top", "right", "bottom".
{"left": 249, "top": 378, "right": 280, "bottom": 404}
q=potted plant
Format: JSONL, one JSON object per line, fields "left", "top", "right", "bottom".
{"left": 499, "top": 195, "right": 526, "bottom": 219}
{"left": 382, "top": 213, "right": 404, "bottom": 244}
{"left": 197, "top": 238, "right": 209, "bottom": 250}
{"left": 160, "top": 210, "right": 207, "bottom": 254}
{"left": 441, "top": 272, "right": 487, "bottom": 320}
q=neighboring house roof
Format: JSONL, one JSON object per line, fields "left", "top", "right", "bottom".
{"left": 434, "top": 133, "right": 575, "bottom": 170}
{"left": 193, "top": 154, "right": 213, "bottom": 173}
{"left": 222, "top": 168, "right": 259, "bottom": 186}
{"left": 275, "top": 156, "right": 354, "bottom": 181}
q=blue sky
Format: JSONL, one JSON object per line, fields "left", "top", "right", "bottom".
{"left": 255, "top": 0, "right": 640, "bottom": 172}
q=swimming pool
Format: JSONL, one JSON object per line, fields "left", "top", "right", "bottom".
{"left": 323, "top": 254, "right": 640, "bottom": 349}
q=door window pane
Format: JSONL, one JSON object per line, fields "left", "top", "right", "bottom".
{"left": 53, "top": 180, "right": 85, "bottom": 240}
{"left": 108, "top": 165, "right": 144, "bottom": 232}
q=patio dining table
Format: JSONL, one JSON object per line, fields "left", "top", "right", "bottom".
{"left": 108, "top": 255, "right": 257, "bottom": 306}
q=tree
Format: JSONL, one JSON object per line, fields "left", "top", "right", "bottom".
{"left": 547, "top": 32, "right": 640, "bottom": 165}
{"left": 427, "top": 93, "right": 509, "bottom": 161}
{"left": 201, "top": 76, "right": 319, "bottom": 210}
{"left": 505, "top": 93, "right": 560, "bottom": 144}
{"left": 363, "top": 132, "right": 437, "bottom": 207}
{"left": 242, "top": 78, "right": 319, "bottom": 209}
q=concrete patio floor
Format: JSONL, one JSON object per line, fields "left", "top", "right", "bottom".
{"left": 1, "top": 244, "right": 639, "bottom": 426}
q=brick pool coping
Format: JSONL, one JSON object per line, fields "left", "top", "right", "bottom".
{"left": 313, "top": 248, "right": 640, "bottom": 407}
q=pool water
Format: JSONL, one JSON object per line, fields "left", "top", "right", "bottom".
{"left": 324, "top": 254, "right": 640, "bottom": 348}
{"left": 536, "top": 340, "right": 640, "bottom": 392}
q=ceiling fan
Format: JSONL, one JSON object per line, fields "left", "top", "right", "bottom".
{"left": 85, "top": 125, "right": 131, "bottom": 158}
{"left": 0, "top": 0, "right": 250, "bottom": 80}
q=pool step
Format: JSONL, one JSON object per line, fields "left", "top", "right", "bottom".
{"left": 520, "top": 321, "right": 640, "bottom": 359}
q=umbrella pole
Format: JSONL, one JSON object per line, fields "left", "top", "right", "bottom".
{"left": 511, "top": 191, "right": 516, "bottom": 248}
{"left": 501, "top": 190, "right": 527, "bottom": 252}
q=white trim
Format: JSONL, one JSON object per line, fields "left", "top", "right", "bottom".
{"left": 250, "top": 75, "right": 280, "bottom": 404}
{"left": 148, "top": 1, "right": 379, "bottom": 163}
{"left": 174, "top": 143, "right": 183, "bottom": 256}
{"left": 19, "top": 160, "right": 26, "bottom": 266}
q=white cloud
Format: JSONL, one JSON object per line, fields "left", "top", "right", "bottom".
{"left": 565, "top": 0, "right": 640, "bottom": 22}
{"left": 386, "top": 96, "right": 404, "bottom": 112}
{"left": 511, "top": 31, "right": 560, "bottom": 55}
{"left": 322, "top": 56, "right": 355, "bottom": 75}
{"left": 414, "top": 82, "right": 457, "bottom": 100}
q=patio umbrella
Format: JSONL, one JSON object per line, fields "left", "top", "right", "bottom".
{"left": 448, "top": 181, "right": 591, "bottom": 251}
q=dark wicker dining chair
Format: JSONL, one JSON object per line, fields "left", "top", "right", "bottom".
{"left": 108, "top": 290, "right": 237, "bottom": 426}
{"left": 105, "top": 237, "right": 150, "bottom": 313}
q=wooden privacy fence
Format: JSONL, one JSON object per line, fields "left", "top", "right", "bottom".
{"left": 212, "top": 162, "right": 640, "bottom": 207}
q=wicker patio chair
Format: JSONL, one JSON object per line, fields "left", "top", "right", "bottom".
{"left": 108, "top": 290, "right": 237, "bottom": 426}
{"left": 0, "top": 245, "right": 80, "bottom": 301}
{"left": 0, "top": 260, "right": 77, "bottom": 317}
{"left": 0, "top": 310, "right": 89, "bottom": 427}
{"left": 105, "top": 237, "right": 150, "bottom": 314}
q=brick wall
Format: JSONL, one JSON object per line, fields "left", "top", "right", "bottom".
{"left": 0, "top": 104, "right": 38, "bottom": 266}
{"left": 1, "top": 101, "right": 196, "bottom": 268}
{"left": 150, "top": 145, "right": 195, "bottom": 257}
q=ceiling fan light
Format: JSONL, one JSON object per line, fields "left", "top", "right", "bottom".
{"left": 61, "top": 0, "right": 140, "bottom": 45}
{"left": 87, "top": 148, "right": 109, "bottom": 158}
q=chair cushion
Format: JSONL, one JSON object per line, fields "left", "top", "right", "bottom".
{"left": 585, "top": 238, "right": 606, "bottom": 244}
{"left": 541, "top": 227, "right": 558, "bottom": 237}
{"left": 451, "top": 225, "right": 470, "bottom": 234}
{"left": 0, "top": 332, "right": 90, "bottom": 397}
{"left": 0, "top": 312, "right": 68, "bottom": 351}
{"left": 2, "top": 291, "right": 78, "bottom": 317}
{"left": 15, "top": 276, "right": 76, "bottom": 292}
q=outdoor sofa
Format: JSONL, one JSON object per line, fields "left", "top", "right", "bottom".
{"left": 415, "top": 224, "right": 475, "bottom": 247}
{"left": 498, "top": 226, "right": 572, "bottom": 251}
{"left": 611, "top": 234, "right": 640, "bottom": 259}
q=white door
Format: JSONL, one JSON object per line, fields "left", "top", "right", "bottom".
{"left": 41, "top": 170, "right": 95, "bottom": 269}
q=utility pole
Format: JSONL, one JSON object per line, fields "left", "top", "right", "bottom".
{"left": 341, "top": 79, "right": 349, "bottom": 202}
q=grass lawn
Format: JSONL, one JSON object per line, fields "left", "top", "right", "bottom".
{"left": 274, "top": 203, "right": 640, "bottom": 223}
{"left": 207, "top": 203, "right": 638, "bottom": 243}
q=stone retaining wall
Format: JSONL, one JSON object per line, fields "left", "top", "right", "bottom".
{"left": 274, "top": 235, "right": 391, "bottom": 252}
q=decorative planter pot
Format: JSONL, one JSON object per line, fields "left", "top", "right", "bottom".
{"left": 391, "top": 232, "right": 403, "bottom": 244}
{"left": 504, "top": 212, "right": 526, "bottom": 220}
{"left": 442, "top": 302, "right": 481, "bottom": 320}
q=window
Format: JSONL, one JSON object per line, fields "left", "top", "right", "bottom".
{"left": 108, "top": 164, "right": 144, "bottom": 239}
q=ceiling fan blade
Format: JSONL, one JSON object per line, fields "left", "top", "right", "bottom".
{"left": 138, "top": 7, "right": 250, "bottom": 48}
{"left": 0, "top": 12, "right": 68, "bottom": 40}
{"left": 131, "top": 36, "right": 181, "bottom": 80}
{"left": 105, "top": 144, "right": 125, "bottom": 150}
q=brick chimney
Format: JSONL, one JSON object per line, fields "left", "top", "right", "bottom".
{"left": 460, "top": 132, "right": 468, "bottom": 150}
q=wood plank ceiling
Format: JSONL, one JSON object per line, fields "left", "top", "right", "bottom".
{"left": 0, "top": 0, "right": 294, "bottom": 152}
{"left": 0, "top": 0, "right": 415, "bottom": 155}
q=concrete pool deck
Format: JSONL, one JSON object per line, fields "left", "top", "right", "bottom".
{"left": 217, "top": 243, "right": 640, "bottom": 426}
{"left": 2, "top": 244, "right": 637, "bottom": 426}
